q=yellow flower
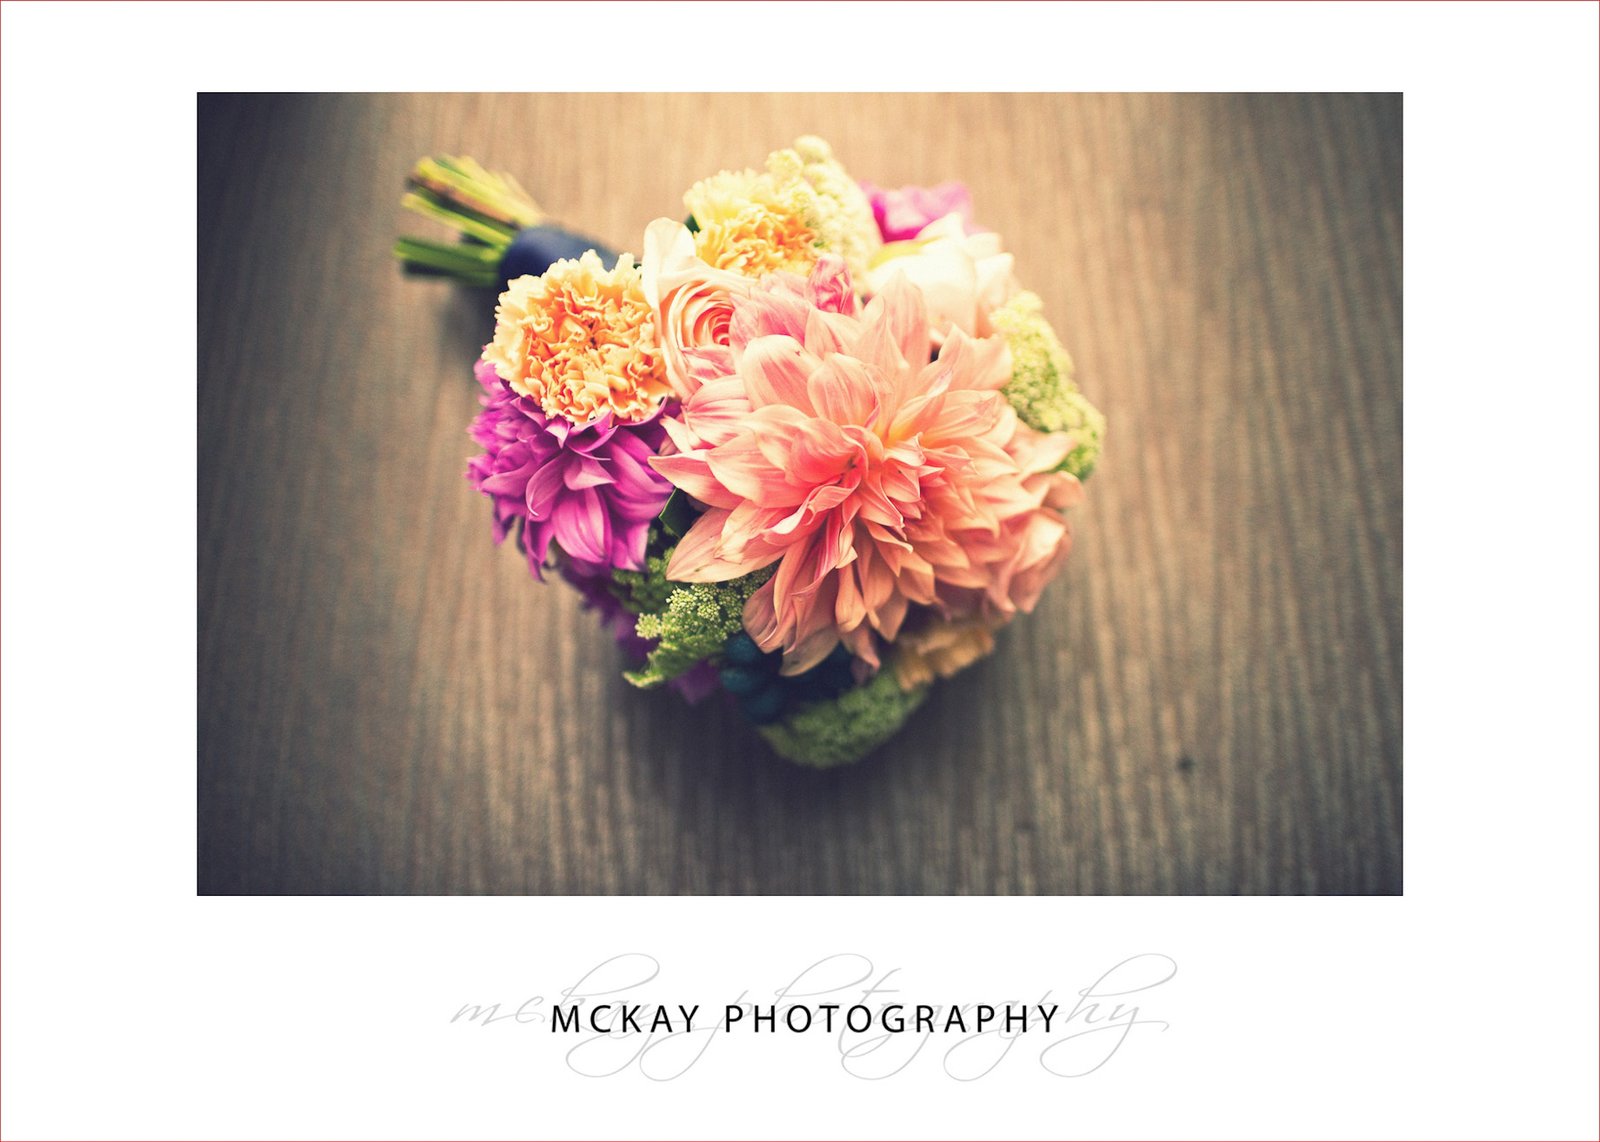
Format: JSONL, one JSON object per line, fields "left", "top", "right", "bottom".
{"left": 482, "top": 251, "right": 669, "bottom": 425}
{"left": 893, "top": 619, "right": 998, "bottom": 692}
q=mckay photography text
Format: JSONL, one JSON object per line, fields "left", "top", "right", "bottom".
{"left": 450, "top": 952, "right": 1176, "bottom": 1080}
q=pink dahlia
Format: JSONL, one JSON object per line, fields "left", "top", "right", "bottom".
{"left": 467, "top": 359, "right": 674, "bottom": 579}
{"left": 652, "top": 260, "right": 1083, "bottom": 675}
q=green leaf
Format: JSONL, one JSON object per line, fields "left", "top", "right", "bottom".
{"left": 657, "top": 489, "right": 697, "bottom": 539}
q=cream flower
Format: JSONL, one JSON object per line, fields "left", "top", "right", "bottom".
{"left": 790, "top": 135, "right": 882, "bottom": 281}
{"left": 865, "top": 213, "right": 1018, "bottom": 346}
{"left": 482, "top": 250, "right": 669, "bottom": 425}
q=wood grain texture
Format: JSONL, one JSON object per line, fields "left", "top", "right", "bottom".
{"left": 197, "top": 93, "right": 1402, "bottom": 895}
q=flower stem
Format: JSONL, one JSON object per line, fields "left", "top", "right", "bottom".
{"left": 392, "top": 236, "right": 503, "bottom": 287}
{"left": 394, "top": 155, "right": 546, "bottom": 286}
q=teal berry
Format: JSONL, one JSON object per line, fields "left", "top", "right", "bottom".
{"left": 787, "top": 644, "right": 854, "bottom": 702}
{"left": 741, "top": 684, "right": 787, "bottom": 724}
{"left": 718, "top": 664, "right": 767, "bottom": 696}
{"left": 722, "top": 631, "right": 768, "bottom": 667}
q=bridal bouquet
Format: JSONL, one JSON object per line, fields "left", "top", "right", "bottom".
{"left": 395, "top": 138, "right": 1104, "bottom": 766}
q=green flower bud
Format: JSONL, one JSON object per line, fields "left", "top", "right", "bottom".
{"left": 758, "top": 667, "right": 929, "bottom": 768}
{"left": 991, "top": 291, "right": 1106, "bottom": 479}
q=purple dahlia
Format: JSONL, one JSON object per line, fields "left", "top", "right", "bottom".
{"left": 467, "top": 359, "right": 674, "bottom": 579}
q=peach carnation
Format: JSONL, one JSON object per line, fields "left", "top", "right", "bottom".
{"left": 678, "top": 137, "right": 883, "bottom": 286}
{"left": 687, "top": 165, "right": 819, "bottom": 277}
{"left": 482, "top": 250, "right": 670, "bottom": 425}
{"left": 652, "top": 259, "right": 1083, "bottom": 675}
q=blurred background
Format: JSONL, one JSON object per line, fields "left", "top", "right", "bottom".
{"left": 198, "top": 93, "right": 1401, "bottom": 894}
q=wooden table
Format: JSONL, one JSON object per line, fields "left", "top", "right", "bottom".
{"left": 198, "top": 93, "right": 1402, "bottom": 895}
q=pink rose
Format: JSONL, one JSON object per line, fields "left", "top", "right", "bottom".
{"left": 641, "top": 218, "right": 753, "bottom": 401}
{"left": 860, "top": 180, "right": 982, "bottom": 242}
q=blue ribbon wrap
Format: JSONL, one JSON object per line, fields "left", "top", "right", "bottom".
{"left": 498, "top": 225, "right": 622, "bottom": 283}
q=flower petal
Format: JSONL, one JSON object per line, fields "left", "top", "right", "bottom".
{"left": 805, "top": 354, "right": 878, "bottom": 427}
{"left": 650, "top": 452, "right": 744, "bottom": 509}
{"left": 737, "top": 334, "right": 819, "bottom": 413}
{"left": 552, "top": 487, "right": 610, "bottom": 565}
{"left": 666, "top": 508, "right": 779, "bottom": 582}
{"left": 563, "top": 455, "right": 615, "bottom": 490}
